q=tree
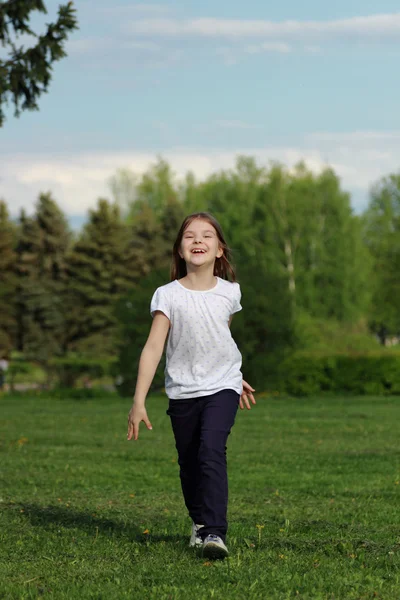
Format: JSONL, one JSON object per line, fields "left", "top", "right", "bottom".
{"left": 107, "top": 161, "right": 186, "bottom": 280}
{"left": 175, "top": 158, "right": 295, "bottom": 388}
{"left": 288, "top": 165, "right": 372, "bottom": 323}
{"left": 0, "top": 200, "right": 18, "bottom": 354}
{"left": 65, "top": 199, "right": 131, "bottom": 355}
{"left": 0, "top": 1, "right": 78, "bottom": 126}
{"left": 125, "top": 203, "right": 168, "bottom": 280}
{"left": 15, "top": 193, "right": 71, "bottom": 364}
{"left": 128, "top": 157, "right": 178, "bottom": 222}
{"left": 362, "top": 173, "right": 400, "bottom": 343}
{"left": 115, "top": 267, "right": 169, "bottom": 397}
{"left": 108, "top": 168, "right": 138, "bottom": 216}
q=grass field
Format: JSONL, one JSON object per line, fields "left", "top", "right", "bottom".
{"left": 0, "top": 393, "right": 399, "bottom": 599}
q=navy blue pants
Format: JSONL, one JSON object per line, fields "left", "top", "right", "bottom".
{"left": 167, "top": 389, "right": 240, "bottom": 542}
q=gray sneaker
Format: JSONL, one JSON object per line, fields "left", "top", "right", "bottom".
{"left": 189, "top": 522, "right": 204, "bottom": 547}
{"left": 202, "top": 534, "right": 229, "bottom": 559}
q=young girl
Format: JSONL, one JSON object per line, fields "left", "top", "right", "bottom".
{"left": 127, "top": 212, "right": 256, "bottom": 560}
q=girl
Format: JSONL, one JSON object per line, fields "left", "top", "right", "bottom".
{"left": 127, "top": 212, "right": 256, "bottom": 560}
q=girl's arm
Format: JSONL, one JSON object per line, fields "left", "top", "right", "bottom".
{"left": 127, "top": 311, "right": 170, "bottom": 441}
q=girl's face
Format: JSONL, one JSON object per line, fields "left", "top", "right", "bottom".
{"left": 179, "top": 218, "right": 223, "bottom": 269}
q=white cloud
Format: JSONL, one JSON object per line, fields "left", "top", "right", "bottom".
{"left": 0, "top": 149, "right": 318, "bottom": 216}
{"left": 97, "top": 4, "right": 171, "bottom": 17}
{"left": 66, "top": 37, "right": 162, "bottom": 56}
{"left": 3, "top": 133, "right": 400, "bottom": 219}
{"left": 245, "top": 42, "right": 292, "bottom": 54}
{"left": 308, "top": 131, "right": 400, "bottom": 142}
{"left": 124, "top": 13, "right": 400, "bottom": 40}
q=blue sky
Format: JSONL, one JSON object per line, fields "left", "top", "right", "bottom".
{"left": 1, "top": 0, "right": 400, "bottom": 228}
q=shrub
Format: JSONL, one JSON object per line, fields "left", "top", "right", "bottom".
{"left": 276, "top": 352, "right": 400, "bottom": 396}
{"left": 47, "top": 356, "right": 118, "bottom": 388}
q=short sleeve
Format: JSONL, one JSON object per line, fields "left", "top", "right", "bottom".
{"left": 150, "top": 287, "right": 171, "bottom": 320}
{"left": 231, "top": 282, "right": 242, "bottom": 315}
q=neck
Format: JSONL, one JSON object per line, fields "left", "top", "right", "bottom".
{"left": 180, "top": 268, "right": 217, "bottom": 291}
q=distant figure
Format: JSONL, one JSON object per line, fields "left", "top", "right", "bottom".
{"left": 0, "top": 356, "right": 9, "bottom": 391}
{"left": 126, "top": 212, "right": 256, "bottom": 560}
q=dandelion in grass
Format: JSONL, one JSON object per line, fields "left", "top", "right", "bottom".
{"left": 142, "top": 529, "right": 150, "bottom": 535}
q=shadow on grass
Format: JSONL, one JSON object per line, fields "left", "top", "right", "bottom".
{"left": 6, "top": 502, "right": 183, "bottom": 544}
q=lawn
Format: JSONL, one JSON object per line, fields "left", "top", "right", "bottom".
{"left": 0, "top": 393, "right": 399, "bottom": 599}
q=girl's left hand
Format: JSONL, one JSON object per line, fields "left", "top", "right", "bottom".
{"left": 240, "top": 379, "right": 256, "bottom": 410}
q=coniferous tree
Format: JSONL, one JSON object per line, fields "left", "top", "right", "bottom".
{"left": 0, "top": 201, "right": 18, "bottom": 354}
{"left": 66, "top": 199, "right": 131, "bottom": 355}
{"left": 125, "top": 204, "right": 165, "bottom": 280}
{"left": 15, "top": 209, "right": 41, "bottom": 353}
{"left": 15, "top": 194, "right": 71, "bottom": 362}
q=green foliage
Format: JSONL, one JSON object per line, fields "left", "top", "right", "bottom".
{"left": 277, "top": 352, "right": 400, "bottom": 396}
{"left": 15, "top": 194, "right": 71, "bottom": 362}
{"left": 293, "top": 312, "right": 381, "bottom": 354}
{"left": 1, "top": 158, "right": 400, "bottom": 395}
{"left": 0, "top": 200, "right": 17, "bottom": 354}
{"left": 48, "top": 356, "right": 118, "bottom": 388}
{"left": 65, "top": 199, "right": 131, "bottom": 355}
{"left": 131, "top": 158, "right": 178, "bottom": 221}
{"left": 107, "top": 167, "right": 138, "bottom": 214}
{"left": 362, "top": 172, "right": 400, "bottom": 342}
{"left": 115, "top": 268, "right": 169, "bottom": 397}
{"left": 0, "top": 1, "right": 78, "bottom": 125}
{"left": 232, "top": 260, "right": 295, "bottom": 390}
{"left": 124, "top": 204, "right": 168, "bottom": 281}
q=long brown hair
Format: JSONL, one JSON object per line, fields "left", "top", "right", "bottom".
{"left": 170, "top": 212, "right": 237, "bottom": 282}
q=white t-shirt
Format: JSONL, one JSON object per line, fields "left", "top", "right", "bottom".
{"left": 150, "top": 276, "right": 243, "bottom": 399}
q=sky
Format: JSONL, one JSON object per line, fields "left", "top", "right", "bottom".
{"left": 1, "top": 0, "right": 400, "bottom": 229}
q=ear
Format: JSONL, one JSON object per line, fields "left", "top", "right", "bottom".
{"left": 216, "top": 246, "right": 224, "bottom": 259}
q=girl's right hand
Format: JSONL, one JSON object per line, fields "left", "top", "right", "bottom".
{"left": 127, "top": 404, "right": 153, "bottom": 441}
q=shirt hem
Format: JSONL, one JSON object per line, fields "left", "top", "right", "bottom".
{"left": 166, "top": 385, "right": 242, "bottom": 400}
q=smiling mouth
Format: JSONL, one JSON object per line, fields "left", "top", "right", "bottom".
{"left": 191, "top": 249, "right": 206, "bottom": 254}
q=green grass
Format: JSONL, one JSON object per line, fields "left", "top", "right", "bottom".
{"left": 0, "top": 393, "right": 399, "bottom": 599}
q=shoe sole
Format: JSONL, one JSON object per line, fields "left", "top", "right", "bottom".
{"left": 202, "top": 541, "right": 229, "bottom": 560}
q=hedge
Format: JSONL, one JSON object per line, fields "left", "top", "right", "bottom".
{"left": 276, "top": 352, "right": 400, "bottom": 396}
{"left": 47, "top": 357, "right": 118, "bottom": 388}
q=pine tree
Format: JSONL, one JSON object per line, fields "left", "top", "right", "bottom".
{"left": 0, "top": 200, "right": 18, "bottom": 354}
{"left": 66, "top": 199, "right": 131, "bottom": 355}
{"left": 15, "top": 194, "right": 71, "bottom": 362}
{"left": 0, "top": 1, "right": 78, "bottom": 126}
